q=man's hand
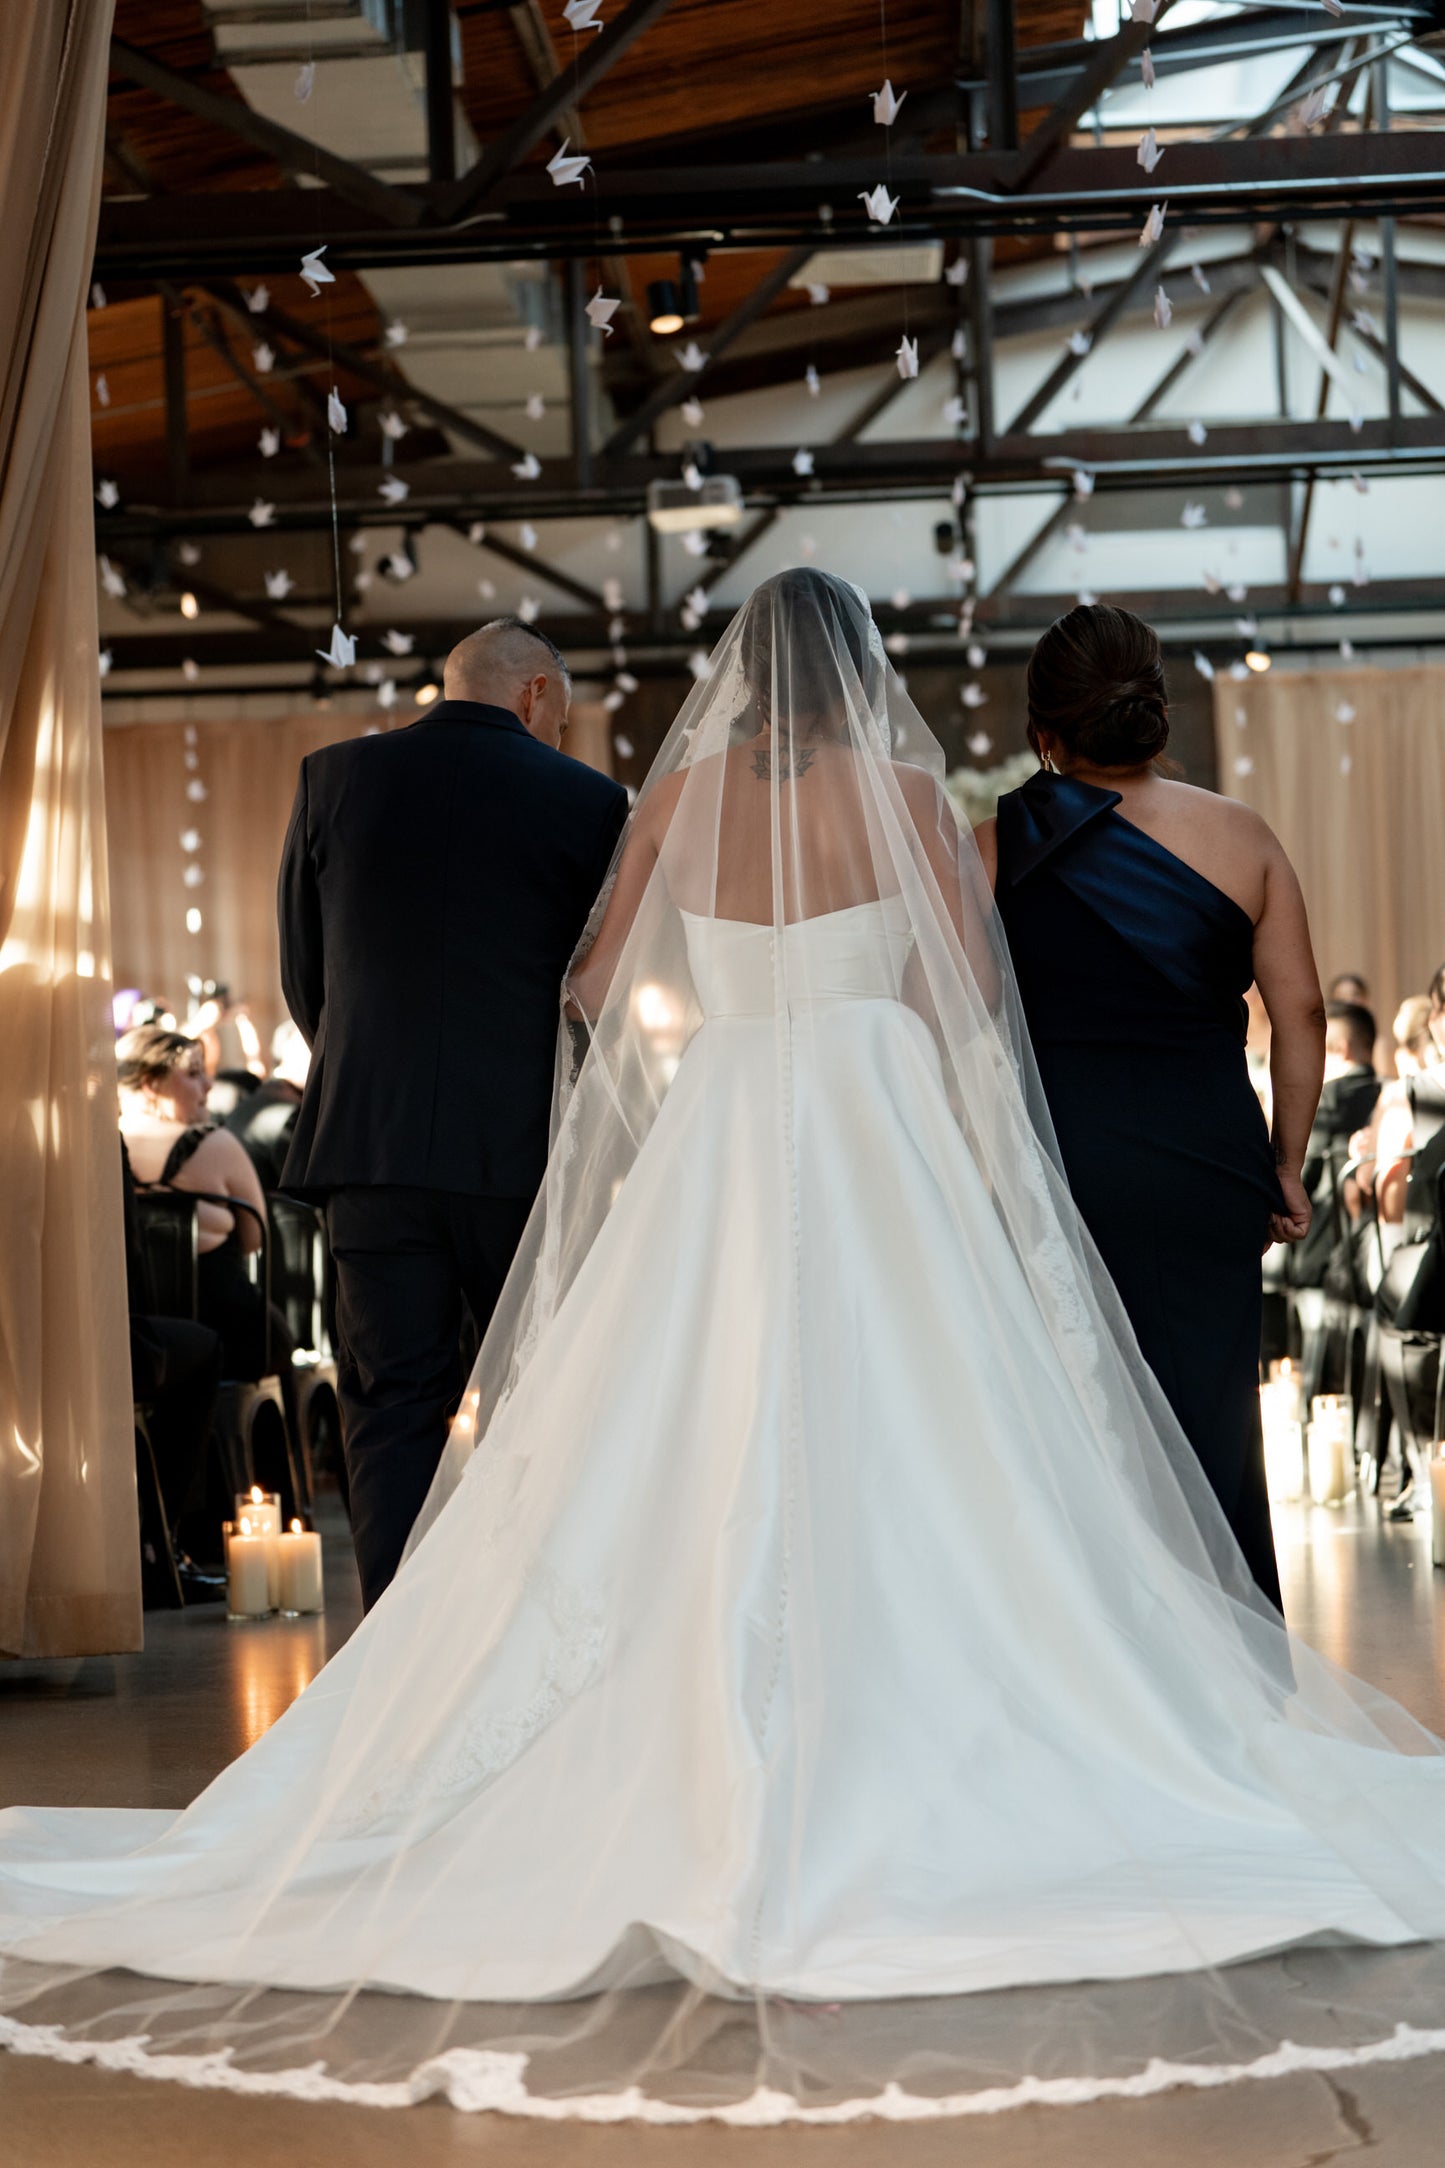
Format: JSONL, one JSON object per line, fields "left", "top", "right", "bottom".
{"left": 1268, "top": 1166, "right": 1312, "bottom": 1248}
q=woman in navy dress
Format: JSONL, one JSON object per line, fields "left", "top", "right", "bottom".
{"left": 977, "top": 606, "right": 1325, "bottom": 1611}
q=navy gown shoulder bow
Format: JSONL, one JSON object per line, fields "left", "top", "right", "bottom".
{"left": 995, "top": 770, "right": 1285, "bottom": 1609}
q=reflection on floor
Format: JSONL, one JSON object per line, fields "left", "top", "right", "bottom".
{"left": 3, "top": 1487, "right": 1444, "bottom": 2165}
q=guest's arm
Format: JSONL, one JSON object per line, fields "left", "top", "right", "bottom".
{"left": 1251, "top": 834, "right": 1327, "bottom": 1245}
{"left": 278, "top": 761, "right": 324, "bottom": 1046}
{"left": 215, "top": 1132, "right": 269, "bottom": 1255}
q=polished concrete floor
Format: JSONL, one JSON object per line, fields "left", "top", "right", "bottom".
{"left": 3, "top": 1491, "right": 1445, "bottom": 2164}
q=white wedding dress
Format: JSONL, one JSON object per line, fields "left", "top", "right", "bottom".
{"left": 5, "top": 573, "right": 1445, "bottom": 2119}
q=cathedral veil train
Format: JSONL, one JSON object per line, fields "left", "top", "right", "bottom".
{"left": 5, "top": 568, "right": 1445, "bottom": 2124}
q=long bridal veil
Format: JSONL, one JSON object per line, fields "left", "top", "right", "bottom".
{"left": 4, "top": 569, "right": 1445, "bottom": 2123}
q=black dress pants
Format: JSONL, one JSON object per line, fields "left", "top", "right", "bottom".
{"left": 325, "top": 1187, "right": 533, "bottom": 1610}
{"left": 130, "top": 1316, "right": 224, "bottom": 1551}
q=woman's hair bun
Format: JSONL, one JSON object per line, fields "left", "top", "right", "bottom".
{"left": 1026, "top": 604, "right": 1170, "bottom": 770}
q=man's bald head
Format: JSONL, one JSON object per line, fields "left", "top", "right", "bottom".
{"left": 444, "top": 617, "right": 571, "bottom": 747}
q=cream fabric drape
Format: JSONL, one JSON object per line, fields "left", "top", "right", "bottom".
{"left": 104, "top": 700, "right": 618, "bottom": 1050}
{"left": 1215, "top": 665, "right": 1445, "bottom": 1029}
{"left": 0, "top": 0, "right": 138, "bottom": 1655}
{"left": 105, "top": 712, "right": 365, "bottom": 1054}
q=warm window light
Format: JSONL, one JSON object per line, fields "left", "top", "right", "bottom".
{"left": 1244, "top": 649, "right": 1271, "bottom": 673}
{"left": 179, "top": 591, "right": 199, "bottom": 620}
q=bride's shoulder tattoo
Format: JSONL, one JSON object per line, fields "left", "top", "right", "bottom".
{"left": 752, "top": 746, "right": 817, "bottom": 783}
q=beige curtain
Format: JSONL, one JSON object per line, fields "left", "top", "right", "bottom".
{"left": 104, "top": 699, "right": 618, "bottom": 1050}
{"left": 0, "top": 0, "right": 139, "bottom": 1655}
{"left": 1215, "top": 665, "right": 1445, "bottom": 1032}
{"left": 105, "top": 711, "right": 375, "bottom": 1050}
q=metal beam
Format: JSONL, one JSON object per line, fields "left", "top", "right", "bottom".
{"left": 435, "top": 0, "right": 681, "bottom": 225}
{"left": 161, "top": 294, "right": 188, "bottom": 502}
{"left": 97, "top": 571, "right": 1445, "bottom": 679}
{"left": 693, "top": 324, "right": 957, "bottom": 599}
{"left": 1338, "top": 317, "right": 1444, "bottom": 414}
{"left": 449, "top": 523, "right": 609, "bottom": 611}
{"left": 601, "top": 246, "right": 815, "bottom": 460}
{"left": 984, "top": 0, "right": 1018, "bottom": 152}
{"left": 1007, "top": 8, "right": 1169, "bottom": 190}
{"left": 1282, "top": 220, "right": 1355, "bottom": 601}
{"left": 984, "top": 492, "right": 1073, "bottom": 600}
{"left": 94, "top": 133, "right": 1445, "bottom": 277}
{"left": 1006, "top": 234, "right": 1174, "bottom": 434}
{"left": 88, "top": 414, "right": 1445, "bottom": 548}
{"left": 171, "top": 289, "right": 326, "bottom": 467}
{"left": 202, "top": 279, "right": 529, "bottom": 465}
{"left": 1128, "top": 285, "right": 1248, "bottom": 423}
{"left": 108, "top": 37, "right": 425, "bottom": 229}
{"left": 567, "top": 256, "right": 594, "bottom": 490}
{"left": 424, "top": 0, "right": 458, "bottom": 187}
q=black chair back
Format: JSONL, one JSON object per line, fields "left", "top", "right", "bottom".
{"left": 268, "top": 1195, "right": 329, "bottom": 1356}
{"left": 132, "top": 1190, "right": 200, "bottom": 1321}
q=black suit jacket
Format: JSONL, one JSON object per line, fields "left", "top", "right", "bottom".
{"left": 1289, "top": 1065, "right": 1383, "bottom": 1288}
{"left": 277, "top": 702, "right": 628, "bottom": 1201}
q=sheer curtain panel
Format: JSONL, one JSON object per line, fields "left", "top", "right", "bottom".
{"left": 0, "top": 0, "right": 138, "bottom": 1656}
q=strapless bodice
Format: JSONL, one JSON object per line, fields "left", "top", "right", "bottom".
{"left": 679, "top": 895, "right": 913, "bottom": 1020}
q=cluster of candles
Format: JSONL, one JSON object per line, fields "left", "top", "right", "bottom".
{"left": 1259, "top": 1364, "right": 1354, "bottom": 1506}
{"left": 224, "top": 1487, "right": 324, "bottom": 1619}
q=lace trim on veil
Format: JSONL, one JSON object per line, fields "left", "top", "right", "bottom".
{"left": 1, "top": 2013, "right": 1443, "bottom": 2122}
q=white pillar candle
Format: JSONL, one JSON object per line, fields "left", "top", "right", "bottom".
{"left": 226, "top": 1518, "right": 272, "bottom": 1619}
{"left": 278, "top": 1520, "right": 324, "bottom": 1615}
{"left": 1263, "top": 1414, "right": 1305, "bottom": 1503}
{"left": 1270, "top": 1360, "right": 1304, "bottom": 1425}
{"left": 1430, "top": 1455, "right": 1445, "bottom": 1570}
{"left": 236, "top": 1487, "right": 282, "bottom": 1607}
{"left": 1307, "top": 1420, "right": 1353, "bottom": 1506}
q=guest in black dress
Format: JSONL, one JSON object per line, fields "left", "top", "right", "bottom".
{"left": 977, "top": 605, "right": 1326, "bottom": 1612}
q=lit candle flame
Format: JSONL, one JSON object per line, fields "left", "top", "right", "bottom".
{"left": 250, "top": 1484, "right": 265, "bottom": 1503}
{"left": 290, "top": 1518, "right": 303, "bottom": 1533}
{"left": 240, "top": 1516, "right": 253, "bottom": 1535}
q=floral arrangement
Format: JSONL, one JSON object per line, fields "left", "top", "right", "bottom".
{"left": 944, "top": 751, "right": 1036, "bottom": 828}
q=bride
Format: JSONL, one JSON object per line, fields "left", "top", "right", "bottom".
{"left": 4, "top": 568, "right": 1445, "bottom": 2124}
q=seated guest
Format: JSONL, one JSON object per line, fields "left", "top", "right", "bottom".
{"left": 225, "top": 1022, "right": 310, "bottom": 1190}
{"left": 1327, "top": 970, "right": 1370, "bottom": 1006}
{"left": 117, "top": 1027, "right": 297, "bottom": 1415}
{"left": 1357, "top": 967, "right": 1445, "bottom": 1226}
{"left": 1288, "top": 1000, "right": 1380, "bottom": 1288}
{"left": 1391, "top": 994, "right": 1434, "bottom": 1080}
{"left": 122, "top": 1142, "right": 225, "bottom": 1582}
{"left": 195, "top": 984, "right": 267, "bottom": 1117}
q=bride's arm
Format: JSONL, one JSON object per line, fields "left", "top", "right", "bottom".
{"left": 895, "top": 767, "right": 1001, "bottom": 1013}
{"left": 566, "top": 780, "right": 679, "bottom": 1021}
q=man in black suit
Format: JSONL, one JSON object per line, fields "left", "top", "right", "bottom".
{"left": 1288, "top": 999, "right": 1381, "bottom": 1291}
{"left": 277, "top": 618, "right": 629, "bottom": 1607}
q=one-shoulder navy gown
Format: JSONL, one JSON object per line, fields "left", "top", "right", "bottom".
{"left": 994, "top": 772, "right": 1285, "bottom": 1611}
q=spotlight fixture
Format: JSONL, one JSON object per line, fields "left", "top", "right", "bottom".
{"left": 646, "top": 473, "right": 743, "bottom": 535}
{"left": 1244, "top": 648, "right": 1271, "bottom": 673}
{"left": 647, "top": 280, "right": 684, "bottom": 336}
{"left": 648, "top": 255, "right": 704, "bottom": 336}
{"left": 179, "top": 590, "right": 199, "bottom": 620}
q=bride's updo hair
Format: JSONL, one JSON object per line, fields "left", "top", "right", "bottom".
{"left": 1026, "top": 603, "right": 1170, "bottom": 769}
{"left": 740, "top": 567, "right": 880, "bottom": 737}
